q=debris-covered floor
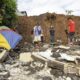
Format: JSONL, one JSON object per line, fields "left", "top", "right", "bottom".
{"left": 0, "top": 43, "right": 80, "bottom": 80}
{"left": 0, "top": 60, "right": 80, "bottom": 80}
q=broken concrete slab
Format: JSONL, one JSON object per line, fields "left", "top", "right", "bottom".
{"left": 0, "top": 49, "right": 9, "bottom": 62}
{"left": 19, "top": 52, "right": 33, "bottom": 63}
{"left": 56, "top": 45, "right": 70, "bottom": 50}
{"left": 0, "top": 70, "right": 10, "bottom": 78}
{"left": 32, "top": 52, "right": 47, "bottom": 63}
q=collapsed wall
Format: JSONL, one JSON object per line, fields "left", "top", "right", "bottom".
{"left": 17, "top": 13, "right": 80, "bottom": 45}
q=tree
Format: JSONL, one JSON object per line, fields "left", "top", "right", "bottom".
{"left": 0, "top": 0, "right": 17, "bottom": 27}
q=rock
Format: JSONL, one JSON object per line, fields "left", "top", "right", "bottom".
{"left": 58, "top": 76, "right": 63, "bottom": 80}
{"left": 0, "top": 50, "right": 9, "bottom": 62}
{"left": 10, "top": 68, "right": 21, "bottom": 76}
{"left": 43, "top": 44, "right": 49, "bottom": 49}
{"left": 42, "top": 76, "right": 52, "bottom": 80}
{"left": 0, "top": 64, "right": 5, "bottom": 71}
{"left": 19, "top": 52, "right": 33, "bottom": 62}
{"left": 71, "top": 76, "right": 79, "bottom": 80}
{"left": 50, "top": 69, "right": 63, "bottom": 77}
{"left": 11, "top": 63, "right": 20, "bottom": 68}
{"left": 62, "top": 76, "right": 66, "bottom": 80}
{"left": 5, "top": 64, "right": 11, "bottom": 70}
{"left": 66, "top": 77, "right": 72, "bottom": 80}
{"left": 0, "top": 70, "right": 10, "bottom": 78}
{"left": 51, "top": 52, "right": 61, "bottom": 58}
{"left": 57, "top": 45, "right": 70, "bottom": 50}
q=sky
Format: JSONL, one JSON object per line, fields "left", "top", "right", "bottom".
{"left": 17, "top": 0, "right": 80, "bottom": 16}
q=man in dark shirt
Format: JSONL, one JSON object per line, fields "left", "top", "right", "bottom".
{"left": 49, "top": 26, "right": 55, "bottom": 44}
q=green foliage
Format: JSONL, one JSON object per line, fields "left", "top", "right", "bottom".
{"left": 0, "top": 0, "right": 17, "bottom": 27}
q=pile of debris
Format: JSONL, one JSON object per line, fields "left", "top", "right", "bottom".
{"left": 0, "top": 58, "right": 78, "bottom": 80}
{"left": 0, "top": 44, "right": 80, "bottom": 80}
{"left": 31, "top": 44, "right": 80, "bottom": 79}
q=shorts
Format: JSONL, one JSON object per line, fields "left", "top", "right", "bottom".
{"left": 68, "top": 32, "right": 75, "bottom": 41}
{"left": 69, "top": 32, "right": 75, "bottom": 37}
{"left": 33, "top": 35, "right": 41, "bottom": 42}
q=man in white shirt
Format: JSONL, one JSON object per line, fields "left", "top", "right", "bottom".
{"left": 33, "top": 23, "right": 42, "bottom": 47}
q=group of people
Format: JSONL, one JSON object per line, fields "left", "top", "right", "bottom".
{"left": 31, "top": 17, "right": 75, "bottom": 47}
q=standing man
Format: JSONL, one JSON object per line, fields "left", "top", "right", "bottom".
{"left": 33, "top": 23, "right": 42, "bottom": 47}
{"left": 49, "top": 25, "right": 55, "bottom": 45}
{"left": 67, "top": 17, "right": 75, "bottom": 45}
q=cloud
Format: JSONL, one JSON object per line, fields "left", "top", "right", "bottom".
{"left": 17, "top": 0, "right": 80, "bottom": 16}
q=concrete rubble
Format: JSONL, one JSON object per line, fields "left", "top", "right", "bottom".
{"left": 0, "top": 60, "right": 78, "bottom": 80}
{"left": 0, "top": 44, "right": 80, "bottom": 80}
